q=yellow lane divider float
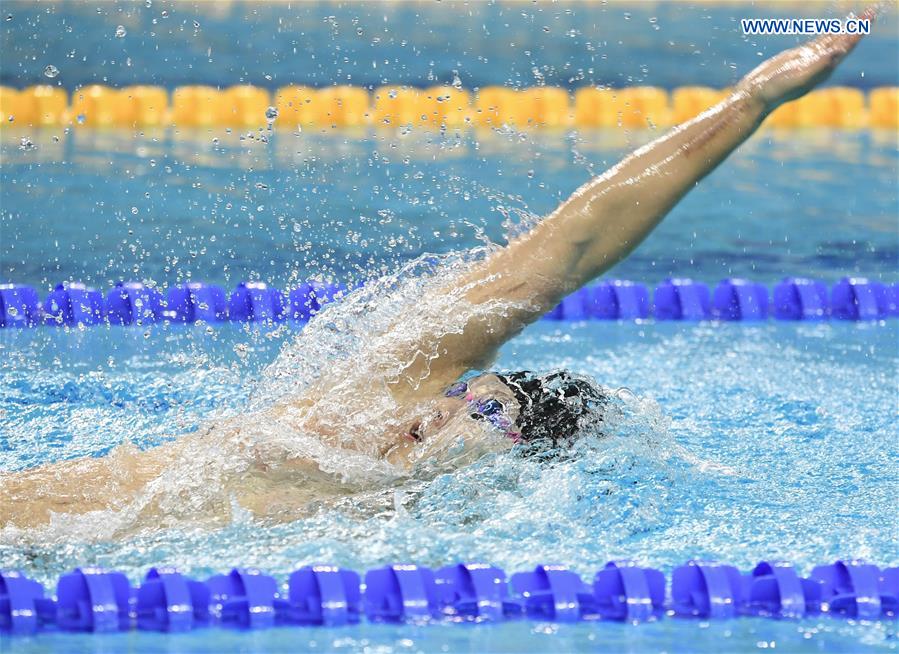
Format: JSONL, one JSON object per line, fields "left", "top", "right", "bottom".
{"left": 0, "top": 84, "right": 896, "bottom": 129}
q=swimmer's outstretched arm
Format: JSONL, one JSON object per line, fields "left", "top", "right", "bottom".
{"left": 400, "top": 25, "right": 869, "bottom": 395}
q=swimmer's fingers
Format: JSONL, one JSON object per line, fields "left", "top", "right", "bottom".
{"left": 810, "top": 5, "right": 876, "bottom": 61}
{"left": 801, "top": 4, "right": 875, "bottom": 65}
{"left": 738, "top": 9, "right": 873, "bottom": 111}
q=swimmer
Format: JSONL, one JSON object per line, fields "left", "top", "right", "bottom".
{"left": 0, "top": 23, "right": 872, "bottom": 535}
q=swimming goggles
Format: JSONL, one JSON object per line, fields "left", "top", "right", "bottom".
{"left": 445, "top": 381, "right": 521, "bottom": 442}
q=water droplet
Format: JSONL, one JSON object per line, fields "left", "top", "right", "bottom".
{"left": 149, "top": 159, "right": 156, "bottom": 167}
{"left": 115, "top": 25, "right": 126, "bottom": 38}
{"left": 527, "top": 169, "right": 534, "bottom": 179}
{"left": 255, "top": 182, "right": 268, "bottom": 189}
{"left": 388, "top": 89, "right": 398, "bottom": 99}
{"left": 131, "top": 206, "right": 139, "bottom": 214}
{"left": 451, "top": 70, "right": 463, "bottom": 90}
{"left": 265, "top": 106, "right": 278, "bottom": 121}
{"left": 356, "top": 27, "right": 363, "bottom": 36}
{"left": 18, "top": 136, "right": 36, "bottom": 151}
{"left": 76, "top": 114, "right": 85, "bottom": 124}
{"left": 5, "top": 14, "right": 12, "bottom": 21}
{"left": 542, "top": 26, "right": 550, "bottom": 32}
{"left": 623, "top": 12, "right": 631, "bottom": 20}
{"left": 193, "top": 20, "right": 200, "bottom": 29}
{"left": 161, "top": 9, "right": 168, "bottom": 18}
{"left": 44, "top": 64, "right": 59, "bottom": 78}
{"left": 144, "top": 0, "right": 151, "bottom": 6}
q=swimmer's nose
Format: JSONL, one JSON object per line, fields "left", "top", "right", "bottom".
{"left": 408, "top": 421, "right": 423, "bottom": 442}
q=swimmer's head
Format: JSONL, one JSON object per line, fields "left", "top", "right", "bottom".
{"left": 386, "top": 370, "right": 607, "bottom": 467}
{"left": 493, "top": 370, "right": 609, "bottom": 451}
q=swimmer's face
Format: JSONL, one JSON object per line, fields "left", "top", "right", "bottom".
{"left": 385, "top": 374, "right": 520, "bottom": 467}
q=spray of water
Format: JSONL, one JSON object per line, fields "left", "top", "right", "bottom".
{"left": 0, "top": 234, "right": 698, "bottom": 548}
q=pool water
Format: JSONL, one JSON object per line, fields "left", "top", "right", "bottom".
{"left": 2, "top": 128, "right": 897, "bottom": 289}
{"left": 1, "top": 318, "right": 897, "bottom": 651}
{"left": 2, "top": 2, "right": 898, "bottom": 652}
{"left": 2, "top": 2, "right": 897, "bottom": 91}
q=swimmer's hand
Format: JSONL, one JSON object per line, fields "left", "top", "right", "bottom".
{"left": 737, "top": 7, "right": 874, "bottom": 112}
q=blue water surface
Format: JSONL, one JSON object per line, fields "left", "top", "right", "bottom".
{"left": 0, "top": 319, "right": 897, "bottom": 652}
{"left": 1, "top": 128, "right": 897, "bottom": 289}
{"left": 1, "top": 1, "right": 897, "bottom": 90}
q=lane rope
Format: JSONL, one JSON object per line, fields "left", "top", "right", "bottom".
{"left": 1, "top": 85, "right": 897, "bottom": 129}
{"left": 1, "top": 276, "right": 896, "bottom": 328}
{"left": 1, "top": 560, "right": 896, "bottom": 634}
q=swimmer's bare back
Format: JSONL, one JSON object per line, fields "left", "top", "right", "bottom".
{"left": 0, "top": 22, "right": 870, "bottom": 533}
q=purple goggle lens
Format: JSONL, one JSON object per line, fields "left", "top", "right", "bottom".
{"left": 445, "top": 382, "right": 520, "bottom": 441}
{"left": 444, "top": 381, "right": 469, "bottom": 398}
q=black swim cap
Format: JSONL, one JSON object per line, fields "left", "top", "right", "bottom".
{"left": 495, "top": 370, "right": 608, "bottom": 449}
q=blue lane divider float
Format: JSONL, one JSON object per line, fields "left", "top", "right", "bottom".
{"left": 280, "top": 565, "right": 361, "bottom": 626}
{"left": 0, "top": 570, "right": 55, "bottom": 635}
{"left": 1, "top": 277, "right": 897, "bottom": 329}
{"left": 0, "top": 284, "right": 41, "bottom": 327}
{"left": 228, "top": 282, "right": 286, "bottom": 323}
{"left": 511, "top": 564, "right": 601, "bottom": 622}
{"left": 434, "top": 563, "right": 522, "bottom": 621}
{"left": 364, "top": 564, "right": 441, "bottom": 623}
{"left": 135, "top": 568, "right": 210, "bottom": 632}
{"left": 207, "top": 568, "right": 279, "bottom": 629}
{"left": 105, "top": 282, "right": 164, "bottom": 326}
{"left": 743, "top": 561, "right": 821, "bottom": 619}
{"left": 830, "top": 277, "right": 892, "bottom": 321}
{"left": 671, "top": 561, "right": 743, "bottom": 619}
{"left": 167, "top": 283, "right": 228, "bottom": 323}
{"left": 55, "top": 567, "right": 131, "bottom": 633}
{"left": 711, "top": 279, "right": 769, "bottom": 321}
{"left": 773, "top": 277, "right": 829, "bottom": 320}
{"left": 2, "top": 560, "right": 896, "bottom": 635}
{"left": 593, "top": 560, "right": 665, "bottom": 621}
{"left": 592, "top": 280, "right": 652, "bottom": 320}
{"left": 43, "top": 283, "right": 105, "bottom": 326}
{"left": 289, "top": 281, "right": 349, "bottom": 321}
{"left": 653, "top": 278, "right": 712, "bottom": 320}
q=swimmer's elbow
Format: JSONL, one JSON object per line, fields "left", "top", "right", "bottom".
{"left": 561, "top": 205, "right": 649, "bottom": 283}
